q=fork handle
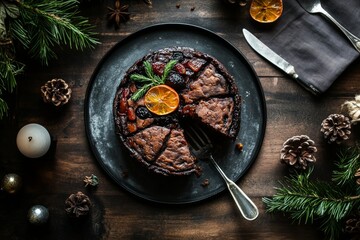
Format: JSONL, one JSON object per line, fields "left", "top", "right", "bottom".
{"left": 227, "top": 181, "right": 259, "bottom": 221}
{"left": 319, "top": 8, "right": 360, "bottom": 52}
{"left": 210, "top": 157, "right": 259, "bottom": 221}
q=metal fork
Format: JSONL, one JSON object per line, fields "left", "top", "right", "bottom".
{"left": 296, "top": 0, "right": 360, "bottom": 52}
{"left": 185, "top": 126, "right": 259, "bottom": 221}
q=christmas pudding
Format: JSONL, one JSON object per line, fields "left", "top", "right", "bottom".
{"left": 113, "top": 47, "right": 241, "bottom": 176}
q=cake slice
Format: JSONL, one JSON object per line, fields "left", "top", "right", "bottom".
{"left": 126, "top": 126, "right": 170, "bottom": 164}
{"left": 181, "top": 64, "right": 229, "bottom": 104}
{"left": 150, "top": 129, "right": 196, "bottom": 176}
{"left": 181, "top": 97, "right": 239, "bottom": 138}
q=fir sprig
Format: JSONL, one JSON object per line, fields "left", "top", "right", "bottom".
{"left": 130, "top": 59, "right": 177, "bottom": 101}
{"left": 13, "top": 0, "right": 99, "bottom": 65}
{"left": 263, "top": 146, "right": 360, "bottom": 240}
{"left": 0, "top": 46, "right": 24, "bottom": 118}
{"left": 0, "top": 0, "right": 98, "bottom": 118}
{"left": 333, "top": 146, "right": 360, "bottom": 186}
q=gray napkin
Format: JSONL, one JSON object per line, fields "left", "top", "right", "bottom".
{"left": 258, "top": 0, "right": 360, "bottom": 94}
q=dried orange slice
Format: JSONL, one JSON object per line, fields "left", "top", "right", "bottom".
{"left": 144, "top": 85, "right": 180, "bottom": 116}
{"left": 250, "top": 0, "right": 283, "bottom": 23}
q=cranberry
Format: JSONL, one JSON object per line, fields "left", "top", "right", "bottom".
{"left": 174, "top": 63, "right": 186, "bottom": 75}
{"left": 187, "top": 58, "right": 206, "bottom": 72}
{"left": 127, "top": 107, "right": 136, "bottom": 121}
{"left": 119, "top": 99, "right": 128, "bottom": 113}
{"left": 152, "top": 62, "right": 165, "bottom": 76}
{"left": 127, "top": 123, "right": 137, "bottom": 133}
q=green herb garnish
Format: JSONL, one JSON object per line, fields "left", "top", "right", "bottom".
{"left": 130, "top": 59, "right": 178, "bottom": 101}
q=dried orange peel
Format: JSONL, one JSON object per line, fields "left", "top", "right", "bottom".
{"left": 250, "top": 0, "right": 283, "bottom": 23}
{"left": 144, "top": 85, "right": 180, "bottom": 116}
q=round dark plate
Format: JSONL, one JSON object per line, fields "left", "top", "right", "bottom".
{"left": 84, "top": 23, "right": 266, "bottom": 204}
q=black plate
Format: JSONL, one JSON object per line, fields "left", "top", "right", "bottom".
{"left": 84, "top": 23, "right": 266, "bottom": 204}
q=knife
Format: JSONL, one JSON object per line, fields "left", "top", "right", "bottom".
{"left": 242, "top": 28, "right": 320, "bottom": 94}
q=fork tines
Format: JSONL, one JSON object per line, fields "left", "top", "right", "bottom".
{"left": 185, "top": 125, "right": 212, "bottom": 150}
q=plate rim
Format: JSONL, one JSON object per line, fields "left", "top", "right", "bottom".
{"left": 84, "top": 22, "right": 267, "bottom": 204}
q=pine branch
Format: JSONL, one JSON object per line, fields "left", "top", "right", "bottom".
{"left": 320, "top": 217, "right": 343, "bottom": 240}
{"left": 263, "top": 146, "right": 360, "bottom": 239}
{"left": 332, "top": 146, "right": 360, "bottom": 186}
{"left": 0, "top": 0, "right": 99, "bottom": 119}
{"left": 0, "top": 46, "right": 24, "bottom": 118}
{"left": 0, "top": 97, "right": 8, "bottom": 119}
{"left": 14, "top": 0, "right": 99, "bottom": 65}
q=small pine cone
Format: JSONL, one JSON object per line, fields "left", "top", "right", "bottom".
{"left": 355, "top": 168, "right": 360, "bottom": 185}
{"left": 320, "top": 114, "right": 351, "bottom": 144}
{"left": 41, "top": 79, "right": 72, "bottom": 107}
{"left": 65, "top": 192, "right": 91, "bottom": 218}
{"left": 342, "top": 95, "right": 360, "bottom": 125}
{"left": 344, "top": 215, "right": 360, "bottom": 234}
{"left": 280, "top": 135, "right": 317, "bottom": 170}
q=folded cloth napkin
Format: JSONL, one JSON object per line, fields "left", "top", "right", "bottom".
{"left": 257, "top": 0, "right": 360, "bottom": 94}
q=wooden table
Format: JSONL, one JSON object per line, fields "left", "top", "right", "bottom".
{"left": 1, "top": 0, "right": 359, "bottom": 239}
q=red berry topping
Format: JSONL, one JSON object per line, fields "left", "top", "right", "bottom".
{"left": 127, "top": 107, "right": 136, "bottom": 121}
{"left": 152, "top": 62, "right": 165, "bottom": 76}
{"left": 119, "top": 99, "right": 128, "bottom": 113}
{"left": 187, "top": 58, "right": 206, "bottom": 72}
{"left": 174, "top": 63, "right": 186, "bottom": 74}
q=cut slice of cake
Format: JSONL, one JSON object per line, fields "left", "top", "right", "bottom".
{"left": 150, "top": 129, "right": 196, "bottom": 176}
{"left": 180, "top": 97, "right": 240, "bottom": 138}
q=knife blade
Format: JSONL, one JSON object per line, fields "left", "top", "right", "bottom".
{"left": 242, "top": 28, "right": 320, "bottom": 94}
{"left": 243, "top": 28, "right": 299, "bottom": 79}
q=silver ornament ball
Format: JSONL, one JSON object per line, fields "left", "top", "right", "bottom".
{"left": 1, "top": 173, "right": 22, "bottom": 194}
{"left": 28, "top": 205, "right": 49, "bottom": 225}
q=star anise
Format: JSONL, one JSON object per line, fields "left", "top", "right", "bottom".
{"left": 83, "top": 174, "right": 99, "bottom": 187}
{"left": 107, "top": 0, "right": 130, "bottom": 28}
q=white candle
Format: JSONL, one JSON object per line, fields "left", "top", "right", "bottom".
{"left": 16, "top": 123, "right": 51, "bottom": 158}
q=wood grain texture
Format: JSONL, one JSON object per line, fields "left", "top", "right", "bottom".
{"left": 0, "top": 0, "right": 359, "bottom": 239}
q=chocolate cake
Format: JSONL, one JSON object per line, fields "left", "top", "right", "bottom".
{"left": 113, "top": 47, "right": 241, "bottom": 176}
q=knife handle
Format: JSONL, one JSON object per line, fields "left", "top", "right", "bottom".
{"left": 285, "top": 65, "right": 299, "bottom": 79}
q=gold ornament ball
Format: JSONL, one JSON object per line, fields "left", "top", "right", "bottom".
{"left": 1, "top": 173, "right": 22, "bottom": 194}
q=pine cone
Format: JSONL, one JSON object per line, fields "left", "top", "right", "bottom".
{"left": 320, "top": 114, "right": 351, "bottom": 144}
{"left": 344, "top": 215, "right": 360, "bottom": 234}
{"left": 223, "top": 0, "right": 248, "bottom": 6}
{"left": 355, "top": 168, "right": 360, "bottom": 185}
{"left": 342, "top": 95, "right": 360, "bottom": 125}
{"left": 41, "top": 79, "right": 72, "bottom": 107}
{"left": 280, "top": 135, "right": 317, "bottom": 169}
{"left": 65, "top": 192, "right": 91, "bottom": 218}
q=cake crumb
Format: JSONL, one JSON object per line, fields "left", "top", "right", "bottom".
{"left": 235, "top": 143, "right": 243, "bottom": 151}
{"left": 201, "top": 179, "right": 209, "bottom": 187}
{"left": 195, "top": 165, "right": 203, "bottom": 177}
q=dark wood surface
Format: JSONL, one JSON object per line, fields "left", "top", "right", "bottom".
{"left": 1, "top": 1, "right": 359, "bottom": 239}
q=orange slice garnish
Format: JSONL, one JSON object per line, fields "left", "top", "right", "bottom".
{"left": 250, "top": 0, "right": 283, "bottom": 23}
{"left": 144, "top": 85, "right": 180, "bottom": 116}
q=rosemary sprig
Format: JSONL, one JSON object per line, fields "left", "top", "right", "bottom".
{"left": 130, "top": 59, "right": 177, "bottom": 101}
